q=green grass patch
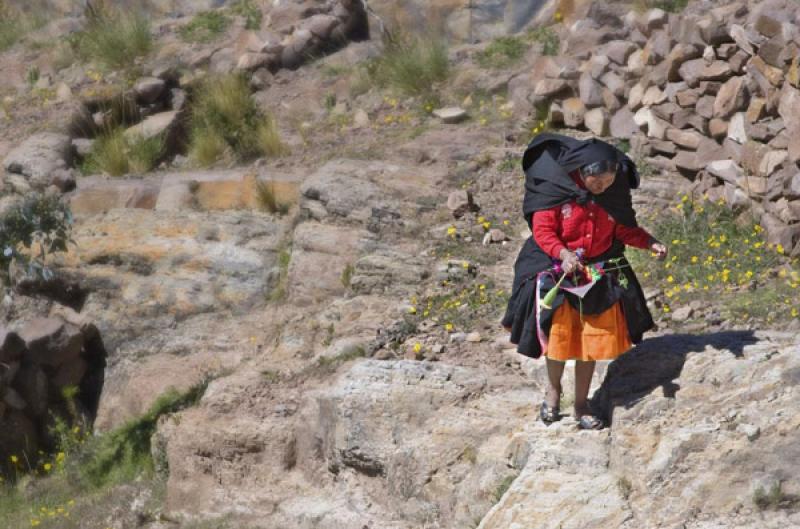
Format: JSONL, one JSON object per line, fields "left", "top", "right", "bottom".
{"left": 78, "top": 381, "right": 209, "bottom": 489}
{"left": 81, "top": 128, "right": 164, "bottom": 176}
{"left": 527, "top": 26, "right": 560, "bottom": 56}
{"left": 365, "top": 30, "right": 449, "bottom": 97}
{"left": 753, "top": 481, "right": 799, "bottom": 511}
{"left": 255, "top": 179, "right": 290, "bottom": 215}
{"left": 633, "top": 0, "right": 689, "bottom": 13}
{"left": 188, "top": 73, "right": 288, "bottom": 167}
{"left": 476, "top": 36, "right": 528, "bottom": 68}
{"left": 268, "top": 244, "right": 292, "bottom": 303}
{"left": 0, "top": 381, "right": 210, "bottom": 528}
{"left": 229, "top": 0, "right": 262, "bottom": 30}
{"left": 0, "top": 3, "right": 47, "bottom": 52}
{"left": 70, "top": 6, "right": 152, "bottom": 70}
{"left": 628, "top": 195, "right": 800, "bottom": 326}
{"left": 491, "top": 473, "right": 518, "bottom": 503}
{"left": 407, "top": 277, "right": 508, "bottom": 333}
{"left": 179, "top": 10, "right": 231, "bottom": 43}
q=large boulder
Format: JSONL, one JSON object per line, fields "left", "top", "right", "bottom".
{"left": 3, "top": 133, "right": 73, "bottom": 187}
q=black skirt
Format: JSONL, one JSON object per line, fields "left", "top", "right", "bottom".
{"left": 501, "top": 237, "right": 654, "bottom": 359}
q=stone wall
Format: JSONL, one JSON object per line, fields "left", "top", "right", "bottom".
{"left": 0, "top": 305, "right": 106, "bottom": 470}
{"left": 515, "top": 0, "right": 800, "bottom": 255}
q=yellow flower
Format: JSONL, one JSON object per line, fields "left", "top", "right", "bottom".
{"left": 43, "top": 463, "right": 52, "bottom": 472}
{"left": 671, "top": 239, "right": 680, "bottom": 245}
{"left": 691, "top": 256, "right": 698, "bottom": 263}
{"left": 503, "top": 219, "right": 509, "bottom": 225}
{"left": 445, "top": 323, "right": 454, "bottom": 332}
{"left": 663, "top": 306, "right": 671, "bottom": 313}
{"left": 681, "top": 195, "right": 689, "bottom": 203}
{"left": 666, "top": 275, "right": 674, "bottom": 283}
{"left": 413, "top": 343, "right": 422, "bottom": 353}
{"left": 777, "top": 244, "right": 785, "bottom": 254}
{"left": 408, "top": 306, "right": 417, "bottom": 314}
{"left": 477, "top": 216, "right": 485, "bottom": 223}
{"left": 719, "top": 234, "right": 727, "bottom": 243}
{"left": 10, "top": 455, "right": 18, "bottom": 463}
{"left": 482, "top": 221, "right": 491, "bottom": 230}
{"left": 447, "top": 226, "right": 456, "bottom": 236}
{"left": 462, "top": 261, "right": 469, "bottom": 269}
{"left": 792, "top": 308, "right": 799, "bottom": 318}
{"left": 479, "top": 284, "right": 486, "bottom": 290}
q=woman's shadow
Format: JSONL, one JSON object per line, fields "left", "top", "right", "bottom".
{"left": 589, "top": 330, "right": 758, "bottom": 424}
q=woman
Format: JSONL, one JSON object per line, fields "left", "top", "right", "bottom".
{"left": 501, "top": 132, "right": 667, "bottom": 429}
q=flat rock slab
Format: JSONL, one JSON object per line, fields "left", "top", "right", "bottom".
{"left": 433, "top": 107, "right": 468, "bottom": 124}
{"left": 3, "top": 132, "right": 72, "bottom": 182}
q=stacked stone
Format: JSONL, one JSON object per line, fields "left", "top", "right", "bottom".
{"left": 0, "top": 305, "right": 105, "bottom": 470}
{"left": 524, "top": 1, "right": 800, "bottom": 255}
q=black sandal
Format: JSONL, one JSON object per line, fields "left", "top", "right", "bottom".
{"left": 539, "top": 401, "right": 561, "bottom": 424}
{"left": 577, "top": 414, "right": 605, "bottom": 430}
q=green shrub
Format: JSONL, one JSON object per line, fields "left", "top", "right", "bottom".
{"left": 82, "top": 128, "right": 164, "bottom": 176}
{"left": 0, "top": 193, "right": 74, "bottom": 286}
{"left": 71, "top": 6, "right": 152, "bottom": 70}
{"left": 476, "top": 36, "right": 528, "bottom": 68}
{"left": 179, "top": 10, "right": 231, "bottom": 43}
{"left": 366, "top": 30, "right": 449, "bottom": 96}
{"left": 628, "top": 195, "right": 800, "bottom": 325}
{"left": 229, "top": 0, "right": 262, "bottom": 30}
{"left": 528, "top": 26, "right": 560, "bottom": 56}
{"left": 189, "top": 73, "right": 287, "bottom": 166}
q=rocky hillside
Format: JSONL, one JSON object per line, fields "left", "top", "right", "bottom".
{"left": 0, "top": 0, "right": 799, "bottom": 528}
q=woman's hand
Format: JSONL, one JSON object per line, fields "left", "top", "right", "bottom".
{"left": 559, "top": 248, "right": 583, "bottom": 274}
{"left": 649, "top": 239, "right": 668, "bottom": 260}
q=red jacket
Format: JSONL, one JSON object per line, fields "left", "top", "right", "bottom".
{"left": 532, "top": 172, "right": 653, "bottom": 259}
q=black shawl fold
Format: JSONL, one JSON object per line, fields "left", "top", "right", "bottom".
{"left": 521, "top": 132, "right": 641, "bottom": 230}
{"left": 502, "top": 133, "right": 654, "bottom": 359}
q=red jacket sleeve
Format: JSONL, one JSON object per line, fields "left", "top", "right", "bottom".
{"left": 615, "top": 224, "right": 653, "bottom": 249}
{"left": 532, "top": 207, "right": 567, "bottom": 258}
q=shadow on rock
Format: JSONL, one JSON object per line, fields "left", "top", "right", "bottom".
{"left": 590, "top": 330, "right": 758, "bottom": 424}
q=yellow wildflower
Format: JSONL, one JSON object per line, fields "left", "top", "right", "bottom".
{"left": 413, "top": 343, "right": 422, "bottom": 353}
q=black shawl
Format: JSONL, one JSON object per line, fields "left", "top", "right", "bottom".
{"left": 501, "top": 133, "right": 654, "bottom": 359}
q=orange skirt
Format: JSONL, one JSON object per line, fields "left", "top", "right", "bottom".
{"left": 544, "top": 300, "right": 632, "bottom": 362}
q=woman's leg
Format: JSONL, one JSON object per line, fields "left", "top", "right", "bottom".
{"left": 574, "top": 359, "right": 596, "bottom": 417}
{"left": 545, "top": 357, "right": 565, "bottom": 408}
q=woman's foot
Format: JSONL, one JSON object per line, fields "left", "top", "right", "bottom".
{"left": 574, "top": 403, "right": 604, "bottom": 430}
{"left": 540, "top": 385, "right": 562, "bottom": 424}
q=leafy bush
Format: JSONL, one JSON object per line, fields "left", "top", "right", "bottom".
{"left": 188, "top": 73, "right": 288, "bottom": 166}
{"left": 81, "top": 128, "right": 164, "bottom": 176}
{"left": 476, "top": 36, "right": 528, "bottom": 68}
{"left": 0, "top": 193, "right": 74, "bottom": 286}
{"left": 366, "top": 30, "right": 449, "bottom": 96}
{"left": 179, "top": 10, "right": 231, "bottom": 43}
{"left": 70, "top": 4, "right": 152, "bottom": 70}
